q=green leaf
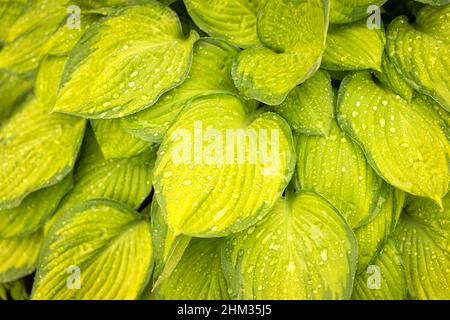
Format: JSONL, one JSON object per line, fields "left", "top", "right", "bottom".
{"left": 354, "top": 187, "right": 405, "bottom": 273}
{"left": 91, "top": 119, "right": 152, "bottom": 159}
{"left": 0, "top": 70, "right": 33, "bottom": 122}
{"left": 222, "top": 191, "right": 357, "bottom": 299}
{"left": 121, "top": 38, "right": 241, "bottom": 143}
{"left": 374, "top": 54, "right": 414, "bottom": 102}
{"left": 329, "top": 0, "right": 388, "bottom": 24}
{"left": 155, "top": 238, "right": 229, "bottom": 300}
{"left": 0, "top": 95, "right": 85, "bottom": 210}
{"left": 0, "top": 231, "right": 43, "bottom": 282}
{"left": 53, "top": 3, "right": 199, "bottom": 119}
{"left": 295, "top": 120, "right": 385, "bottom": 228}
{"left": 274, "top": 70, "right": 334, "bottom": 136}
{"left": 0, "top": 0, "right": 67, "bottom": 73}
{"left": 0, "top": 279, "right": 29, "bottom": 300}
{"left": 232, "top": 0, "right": 328, "bottom": 105}
{"left": 0, "top": 174, "right": 72, "bottom": 239}
{"left": 337, "top": 72, "right": 450, "bottom": 205}
{"left": 352, "top": 238, "right": 407, "bottom": 300}
{"left": 32, "top": 199, "right": 153, "bottom": 300}
{"left": 0, "top": 0, "right": 28, "bottom": 42}
{"left": 154, "top": 94, "right": 295, "bottom": 237}
{"left": 150, "top": 200, "right": 190, "bottom": 286}
{"left": 183, "top": 0, "right": 268, "bottom": 48}
{"left": 35, "top": 55, "right": 67, "bottom": 108}
{"left": 387, "top": 5, "right": 450, "bottom": 111}
{"left": 46, "top": 128, "right": 155, "bottom": 230}
{"left": 394, "top": 194, "right": 450, "bottom": 299}
{"left": 322, "top": 20, "right": 385, "bottom": 71}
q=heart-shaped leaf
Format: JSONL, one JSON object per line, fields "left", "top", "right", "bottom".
{"left": 154, "top": 94, "right": 295, "bottom": 237}
{"left": 374, "top": 54, "right": 414, "bottom": 102}
{"left": 329, "top": 0, "right": 388, "bottom": 24}
{"left": 183, "top": 0, "right": 267, "bottom": 48}
{"left": 337, "top": 72, "right": 450, "bottom": 205}
{"left": 354, "top": 186, "right": 405, "bottom": 273}
{"left": 91, "top": 119, "right": 152, "bottom": 159}
{"left": 0, "top": 174, "right": 72, "bottom": 239}
{"left": 155, "top": 238, "right": 229, "bottom": 300}
{"left": 0, "top": 70, "right": 33, "bottom": 122}
{"left": 322, "top": 19, "right": 385, "bottom": 71}
{"left": 232, "top": 0, "right": 328, "bottom": 105}
{"left": 32, "top": 199, "right": 153, "bottom": 300}
{"left": 53, "top": 3, "right": 199, "bottom": 119}
{"left": 274, "top": 70, "right": 334, "bottom": 136}
{"left": 222, "top": 191, "right": 357, "bottom": 299}
{"left": 0, "top": 0, "right": 66, "bottom": 73}
{"left": 121, "top": 38, "right": 241, "bottom": 143}
{"left": 295, "top": 120, "right": 385, "bottom": 228}
{"left": 0, "top": 95, "right": 85, "bottom": 210}
{"left": 387, "top": 5, "right": 450, "bottom": 111}
{"left": 352, "top": 238, "right": 407, "bottom": 300}
{"left": 394, "top": 194, "right": 450, "bottom": 299}
{"left": 46, "top": 128, "right": 155, "bottom": 229}
{"left": 0, "top": 231, "right": 43, "bottom": 282}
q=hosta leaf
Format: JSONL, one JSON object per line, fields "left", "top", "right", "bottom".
{"left": 329, "top": 0, "right": 388, "bottom": 24}
{"left": 0, "top": 174, "right": 72, "bottom": 239}
{"left": 355, "top": 187, "right": 405, "bottom": 273}
{"left": 150, "top": 200, "right": 190, "bottom": 285}
{"left": 154, "top": 94, "right": 295, "bottom": 237}
{"left": 322, "top": 20, "right": 385, "bottom": 71}
{"left": 53, "top": 3, "right": 199, "bottom": 119}
{"left": 91, "top": 119, "right": 152, "bottom": 159}
{"left": 35, "top": 55, "right": 67, "bottom": 108}
{"left": 0, "top": 0, "right": 67, "bottom": 73}
{"left": 337, "top": 72, "right": 450, "bottom": 205}
{"left": 232, "top": 0, "right": 328, "bottom": 105}
{"left": 295, "top": 120, "right": 385, "bottom": 228}
{"left": 46, "top": 128, "right": 155, "bottom": 229}
{"left": 121, "top": 38, "right": 240, "bottom": 143}
{"left": 155, "top": 238, "right": 228, "bottom": 300}
{"left": 183, "top": 0, "right": 267, "bottom": 48}
{"left": 394, "top": 194, "right": 450, "bottom": 299}
{"left": 32, "top": 199, "right": 153, "bottom": 300}
{"left": 0, "top": 70, "right": 33, "bottom": 122}
{"left": 0, "top": 231, "right": 43, "bottom": 282}
{"left": 0, "top": 96, "right": 85, "bottom": 210}
{"left": 222, "top": 191, "right": 357, "bottom": 299}
{"left": 352, "top": 238, "right": 407, "bottom": 300}
{"left": 0, "top": 0, "right": 28, "bottom": 42}
{"left": 0, "top": 279, "right": 28, "bottom": 300}
{"left": 374, "top": 54, "right": 414, "bottom": 102}
{"left": 275, "top": 70, "right": 334, "bottom": 136}
{"left": 387, "top": 5, "right": 450, "bottom": 111}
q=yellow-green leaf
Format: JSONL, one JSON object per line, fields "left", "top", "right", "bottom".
{"left": 394, "top": 194, "right": 450, "bottom": 299}
{"left": 232, "top": 0, "right": 328, "bottom": 105}
{"left": 295, "top": 120, "right": 385, "bottom": 228}
{"left": 53, "top": 3, "right": 199, "bottom": 118}
{"left": 337, "top": 72, "right": 450, "bottom": 205}
{"left": 329, "top": 0, "right": 388, "bottom": 24}
{"left": 222, "top": 191, "right": 357, "bottom": 299}
{"left": 352, "top": 238, "right": 407, "bottom": 300}
{"left": 32, "top": 199, "right": 153, "bottom": 300}
{"left": 154, "top": 94, "right": 295, "bottom": 237}
{"left": 387, "top": 5, "right": 450, "bottom": 111}
{"left": 0, "top": 95, "right": 85, "bottom": 209}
